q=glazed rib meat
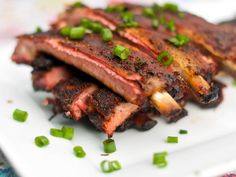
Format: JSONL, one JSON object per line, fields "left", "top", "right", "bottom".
{"left": 116, "top": 3, "right": 236, "bottom": 78}
{"left": 11, "top": 2, "right": 230, "bottom": 135}
{"left": 50, "top": 4, "right": 221, "bottom": 105}
{"left": 12, "top": 31, "right": 189, "bottom": 122}
{"left": 31, "top": 54, "right": 157, "bottom": 136}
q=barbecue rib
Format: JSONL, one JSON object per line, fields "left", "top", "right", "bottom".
{"left": 116, "top": 3, "right": 236, "bottom": 78}
{"left": 50, "top": 4, "right": 220, "bottom": 105}
{"left": 31, "top": 54, "right": 157, "bottom": 135}
{"left": 11, "top": 2, "right": 229, "bottom": 135}
{"left": 12, "top": 31, "right": 189, "bottom": 122}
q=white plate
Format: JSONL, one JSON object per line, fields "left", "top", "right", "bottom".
{"left": 1, "top": 1, "right": 236, "bottom": 177}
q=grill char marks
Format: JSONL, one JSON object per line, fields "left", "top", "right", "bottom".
{"left": 16, "top": 32, "right": 145, "bottom": 105}
{"left": 49, "top": 78, "right": 140, "bottom": 136}
{"left": 52, "top": 78, "right": 97, "bottom": 120}
{"left": 160, "top": 9, "right": 236, "bottom": 78}
{"left": 120, "top": 3, "right": 236, "bottom": 67}
{"left": 50, "top": 5, "right": 220, "bottom": 106}
{"left": 13, "top": 32, "right": 187, "bottom": 122}
{"left": 32, "top": 66, "right": 72, "bottom": 91}
{"left": 31, "top": 55, "right": 144, "bottom": 135}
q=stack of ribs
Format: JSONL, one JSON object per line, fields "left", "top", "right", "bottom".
{"left": 11, "top": 2, "right": 236, "bottom": 137}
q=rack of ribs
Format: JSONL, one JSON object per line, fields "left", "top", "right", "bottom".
{"left": 11, "top": 2, "right": 228, "bottom": 136}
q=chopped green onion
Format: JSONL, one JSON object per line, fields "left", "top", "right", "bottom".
{"left": 153, "top": 151, "right": 168, "bottom": 168}
{"left": 50, "top": 126, "right": 74, "bottom": 140}
{"left": 166, "top": 19, "right": 176, "bottom": 32}
{"left": 72, "top": 1, "right": 84, "bottom": 8}
{"left": 69, "top": 26, "right": 86, "bottom": 40}
{"left": 35, "top": 26, "right": 42, "bottom": 33}
{"left": 162, "top": 3, "right": 179, "bottom": 12}
{"left": 159, "top": 15, "right": 166, "bottom": 25}
{"left": 157, "top": 51, "right": 173, "bottom": 66}
{"left": 143, "top": 7, "right": 155, "bottom": 18}
{"left": 73, "top": 146, "right": 86, "bottom": 158}
{"left": 60, "top": 26, "right": 72, "bottom": 37}
{"left": 80, "top": 18, "right": 103, "bottom": 33}
{"left": 103, "top": 139, "right": 116, "bottom": 153}
{"left": 178, "top": 12, "right": 185, "bottom": 18}
{"left": 80, "top": 18, "right": 93, "bottom": 28}
{"left": 152, "top": 19, "right": 159, "bottom": 29}
{"left": 179, "top": 129, "right": 188, "bottom": 134}
{"left": 62, "top": 126, "right": 74, "bottom": 140}
{"left": 168, "top": 34, "right": 190, "bottom": 47}
{"left": 233, "top": 80, "right": 236, "bottom": 86}
{"left": 120, "top": 21, "right": 139, "bottom": 28}
{"left": 100, "top": 160, "right": 122, "bottom": 173}
{"left": 120, "top": 11, "right": 139, "bottom": 28}
{"left": 12, "top": 109, "right": 28, "bottom": 122}
{"left": 35, "top": 136, "right": 49, "bottom": 147}
{"left": 152, "top": 3, "right": 162, "bottom": 12}
{"left": 166, "top": 136, "right": 178, "bottom": 143}
{"left": 110, "top": 160, "right": 122, "bottom": 171}
{"left": 121, "top": 11, "right": 134, "bottom": 22}
{"left": 113, "top": 44, "right": 130, "bottom": 60}
{"left": 101, "top": 160, "right": 113, "bottom": 173}
{"left": 101, "top": 28, "right": 113, "bottom": 42}
{"left": 90, "top": 22, "right": 103, "bottom": 33}
{"left": 105, "top": 4, "right": 125, "bottom": 13}
{"left": 50, "top": 128, "right": 64, "bottom": 138}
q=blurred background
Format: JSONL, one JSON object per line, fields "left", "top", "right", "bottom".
{"left": 0, "top": 0, "right": 236, "bottom": 46}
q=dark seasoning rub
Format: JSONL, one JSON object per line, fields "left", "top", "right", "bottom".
{"left": 10, "top": 1, "right": 236, "bottom": 172}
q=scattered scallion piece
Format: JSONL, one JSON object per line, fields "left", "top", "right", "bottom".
{"left": 143, "top": 7, "right": 155, "bottom": 18}
{"left": 157, "top": 51, "right": 173, "bottom": 66}
{"left": 162, "top": 2, "right": 179, "bottom": 12}
{"left": 90, "top": 22, "right": 103, "bottom": 33}
{"left": 233, "top": 80, "right": 236, "bottom": 86}
{"left": 166, "top": 19, "right": 176, "bottom": 32}
{"left": 69, "top": 26, "right": 86, "bottom": 40}
{"left": 110, "top": 160, "right": 122, "bottom": 171}
{"left": 101, "top": 160, "right": 113, "bottom": 173}
{"left": 101, "top": 28, "right": 113, "bottom": 42}
{"left": 152, "top": 19, "right": 159, "bottom": 29}
{"left": 80, "top": 18, "right": 93, "bottom": 28}
{"left": 178, "top": 12, "right": 185, "bottom": 18}
{"left": 152, "top": 3, "right": 162, "bottom": 13}
{"left": 12, "top": 109, "right": 28, "bottom": 122}
{"left": 50, "top": 128, "right": 64, "bottom": 138}
{"left": 121, "top": 11, "right": 134, "bottom": 22}
{"left": 35, "top": 26, "right": 42, "bottom": 33}
{"left": 60, "top": 26, "right": 72, "bottom": 37}
{"left": 72, "top": 1, "right": 84, "bottom": 8}
{"left": 100, "top": 160, "right": 122, "bottom": 173}
{"left": 103, "top": 139, "right": 116, "bottom": 153}
{"left": 120, "top": 11, "right": 139, "bottom": 28}
{"left": 50, "top": 126, "right": 74, "bottom": 140}
{"left": 159, "top": 15, "right": 166, "bottom": 25}
{"left": 168, "top": 34, "right": 190, "bottom": 47}
{"left": 35, "top": 136, "right": 49, "bottom": 147}
{"left": 153, "top": 151, "right": 168, "bottom": 168}
{"left": 113, "top": 45, "right": 130, "bottom": 60}
{"left": 166, "top": 136, "right": 178, "bottom": 143}
{"left": 105, "top": 4, "right": 125, "bottom": 13}
{"left": 62, "top": 126, "right": 74, "bottom": 140}
{"left": 179, "top": 129, "right": 188, "bottom": 134}
{"left": 73, "top": 146, "right": 86, "bottom": 158}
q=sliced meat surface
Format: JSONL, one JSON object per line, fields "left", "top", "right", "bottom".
{"left": 50, "top": 5, "right": 220, "bottom": 106}
{"left": 31, "top": 54, "right": 153, "bottom": 135}
{"left": 12, "top": 32, "right": 187, "bottom": 121}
